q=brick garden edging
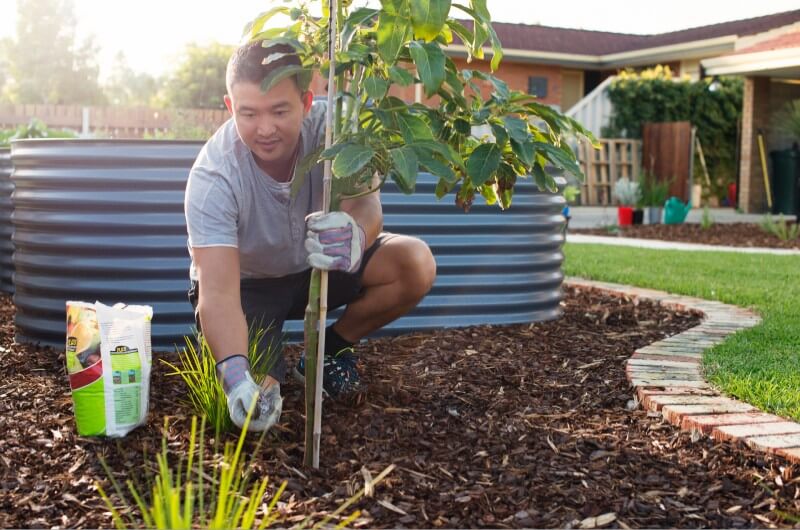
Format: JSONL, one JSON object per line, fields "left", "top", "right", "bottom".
{"left": 565, "top": 277, "right": 800, "bottom": 464}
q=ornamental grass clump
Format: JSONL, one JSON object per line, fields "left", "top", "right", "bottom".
{"left": 162, "top": 325, "right": 279, "bottom": 434}
{"left": 760, "top": 214, "right": 800, "bottom": 241}
{"left": 96, "top": 414, "right": 392, "bottom": 529}
{"left": 96, "top": 415, "right": 286, "bottom": 530}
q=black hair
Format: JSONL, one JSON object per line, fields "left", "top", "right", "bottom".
{"left": 225, "top": 40, "right": 303, "bottom": 94}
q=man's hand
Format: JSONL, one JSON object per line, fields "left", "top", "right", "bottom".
{"left": 305, "top": 211, "right": 366, "bottom": 273}
{"left": 216, "top": 355, "right": 282, "bottom": 432}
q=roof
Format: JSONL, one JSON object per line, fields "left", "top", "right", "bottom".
{"left": 461, "top": 9, "right": 800, "bottom": 56}
{"left": 730, "top": 30, "right": 800, "bottom": 55}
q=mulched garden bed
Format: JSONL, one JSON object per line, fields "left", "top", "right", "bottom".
{"left": 2, "top": 286, "right": 800, "bottom": 528}
{"left": 573, "top": 222, "right": 800, "bottom": 250}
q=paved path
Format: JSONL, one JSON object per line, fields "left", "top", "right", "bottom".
{"left": 566, "top": 277, "right": 800, "bottom": 464}
{"left": 568, "top": 206, "right": 775, "bottom": 230}
{"left": 566, "top": 233, "right": 800, "bottom": 255}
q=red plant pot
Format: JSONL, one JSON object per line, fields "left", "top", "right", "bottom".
{"left": 617, "top": 206, "right": 634, "bottom": 226}
{"left": 728, "top": 183, "right": 737, "bottom": 208}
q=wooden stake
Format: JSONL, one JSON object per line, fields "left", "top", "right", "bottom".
{"left": 306, "top": 0, "right": 338, "bottom": 470}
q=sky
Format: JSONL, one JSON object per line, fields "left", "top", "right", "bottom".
{"left": 1, "top": 0, "right": 799, "bottom": 78}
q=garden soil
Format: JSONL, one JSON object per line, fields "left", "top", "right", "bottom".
{"left": 1, "top": 286, "right": 800, "bottom": 528}
{"left": 573, "top": 222, "right": 800, "bottom": 250}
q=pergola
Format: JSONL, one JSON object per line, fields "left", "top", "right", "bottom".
{"left": 702, "top": 31, "right": 800, "bottom": 213}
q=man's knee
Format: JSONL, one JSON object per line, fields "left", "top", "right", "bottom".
{"left": 401, "top": 239, "right": 436, "bottom": 299}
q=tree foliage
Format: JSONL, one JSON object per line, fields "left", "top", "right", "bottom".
{"left": 103, "top": 52, "right": 160, "bottom": 107}
{"left": 2, "top": 0, "right": 106, "bottom": 105}
{"left": 248, "top": 0, "right": 596, "bottom": 211}
{"left": 604, "top": 66, "right": 743, "bottom": 200}
{"left": 160, "top": 43, "right": 234, "bottom": 110}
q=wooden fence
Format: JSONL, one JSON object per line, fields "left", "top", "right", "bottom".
{"left": 0, "top": 103, "right": 230, "bottom": 139}
{"left": 576, "top": 139, "right": 642, "bottom": 205}
{"left": 642, "top": 121, "right": 692, "bottom": 202}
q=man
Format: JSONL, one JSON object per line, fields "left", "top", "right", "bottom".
{"left": 184, "top": 40, "right": 437, "bottom": 432}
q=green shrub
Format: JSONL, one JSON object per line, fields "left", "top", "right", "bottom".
{"left": 637, "top": 172, "right": 670, "bottom": 208}
{"left": 603, "top": 66, "right": 742, "bottom": 203}
{"left": 0, "top": 118, "right": 77, "bottom": 147}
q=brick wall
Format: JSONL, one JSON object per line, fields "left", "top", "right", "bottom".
{"left": 739, "top": 76, "right": 771, "bottom": 213}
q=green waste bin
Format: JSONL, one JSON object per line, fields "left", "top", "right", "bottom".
{"left": 770, "top": 147, "right": 800, "bottom": 216}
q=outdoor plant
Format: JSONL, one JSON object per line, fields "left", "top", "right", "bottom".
{"left": 163, "top": 325, "right": 278, "bottom": 434}
{"left": 637, "top": 172, "right": 670, "bottom": 208}
{"left": 700, "top": 205, "right": 714, "bottom": 230}
{"left": 759, "top": 213, "right": 800, "bottom": 241}
{"left": 0, "top": 118, "right": 77, "bottom": 146}
{"left": 246, "top": 0, "right": 596, "bottom": 466}
{"left": 612, "top": 177, "right": 640, "bottom": 206}
{"left": 97, "top": 413, "right": 391, "bottom": 529}
{"left": 97, "top": 415, "right": 286, "bottom": 530}
{"left": 604, "top": 66, "right": 742, "bottom": 202}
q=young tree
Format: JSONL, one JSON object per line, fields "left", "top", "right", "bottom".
{"left": 244, "top": 0, "right": 596, "bottom": 467}
{"left": 160, "top": 42, "right": 234, "bottom": 109}
{"left": 4, "top": 0, "right": 106, "bottom": 105}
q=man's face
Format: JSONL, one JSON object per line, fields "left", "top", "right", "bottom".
{"left": 224, "top": 77, "right": 312, "bottom": 175}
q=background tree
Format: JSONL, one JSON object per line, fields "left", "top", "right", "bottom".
{"left": 159, "top": 42, "right": 234, "bottom": 109}
{"left": 4, "top": 0, "right": 106, "bottom": 105}
{"left": 103, "top": 52, "right": 161, "bottom": 107}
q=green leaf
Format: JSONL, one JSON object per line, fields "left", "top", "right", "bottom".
{"left": 454, "top": 118, "right": 471, "bottom": 135}
{"left": 409, "top": 140, "right": 464, "bottom": 169}
{"left": 510, "top": 138, "right": 535, "bottom": 167}
{"left": 435, "top": 178, "right": 451, "bottom": 199}
{"left": 381, "top": 0, "right": 407, "bottom": 15}
{"left": 414, "top": 148, "right": 457, "bottom": 182}
{"left": 533, "top": 142, "right": 583, "bottom": 181}
{"left": 332, "top": 145, "right": 375, "bottom": 178}
{"left": 260, "top": 65, "right": 312, "bottom": 93}
{"left": 342, "top": 8, "right": 379, "bottom": 47}
{"left": 364, "top": 77, "right": 389, "bottom": 101}
{"left": 388, "top": 66, "right": 415, "bottom": 86}
{"left": 377, "top": 12, "right": 410, "bottom": 65}
{"left": 532, "top": 163, "right": 556, "bottom": 192}
{"left": 291, "top": 146, "right": 323, "bottom": 199}
{"left": 260, "top": 36, "right": 307, "bottom": 53}
{"left": 409, "top": 41, "right": 446, "bottom": 98}
{"left": 397, "top": 113, "right": 433, "bottom": 143}
{"left": 389, "top": 146, "right": 420, "bottom": 193}
{"left": 446, "top": 19, "right": 474, "bottom": 49}
{"left": 320, "top": 142, "right": 349, "bottom": 160}
{"left": 504, "top": 116, "right": 530, "bottom": 143}
{"left": 480, "top": 183, "right": 498, "bottom": 206}
{"left": 410, "top": 0, "right": 451, "bottom": 42}
{"left": 466, "top": 143, "right": 501, "bottom": 186}
{"left": 243, "top": 7, "right": 290, "bottom": 39}
{"left": 490, "top": 122, "right": 508, "bottom": 147}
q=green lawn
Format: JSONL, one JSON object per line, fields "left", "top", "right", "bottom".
{"left": 563, "top": 243, "right": 800, "bottom": 422}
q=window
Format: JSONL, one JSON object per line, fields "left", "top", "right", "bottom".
{"left": 528, "top": 76, "right": 548, "bottom": 98}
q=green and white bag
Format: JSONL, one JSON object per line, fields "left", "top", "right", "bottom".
{"left": 65, "top": 301, "right": 153, "bottom": 437}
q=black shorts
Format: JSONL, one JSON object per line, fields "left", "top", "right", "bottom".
{"left": 188, "top": 233, "right": 397, "bottom": 382}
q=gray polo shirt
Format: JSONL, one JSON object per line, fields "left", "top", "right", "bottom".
{"left": 184, "top": 102, "right": 326, "bottom": 280}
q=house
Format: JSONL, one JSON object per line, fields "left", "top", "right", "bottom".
{"left": 702, "top": 29, "right": 800, "bottom": 212}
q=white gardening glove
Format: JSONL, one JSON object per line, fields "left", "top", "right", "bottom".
{"left": 216, "top": 355, "right": 282, "bottom": 432}
{"left": 305, "top": 211, "right": 366, "bottom": 273}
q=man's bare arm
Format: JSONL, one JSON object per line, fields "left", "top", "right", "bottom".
{"left": 341, "top": 190, "right": 383, "bottom": 247}
{"left": 193, "top": 247, "right": 249, "bottom": 363}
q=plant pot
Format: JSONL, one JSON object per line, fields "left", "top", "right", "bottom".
{"left": 645, "top": 206, "right": 662, "bottom": 224}
{"left": 617, "top": 206, "right": 634, "bottom": 226}
{"left": 632, "top": 208, "right": 644, "bottom": 225}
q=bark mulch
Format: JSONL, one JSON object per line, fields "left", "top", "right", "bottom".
{"left": 573, "top": 222, "right": 800, "bottom": 250}
{"left": 2, "top": 287, "right": 800, "bottom": 528}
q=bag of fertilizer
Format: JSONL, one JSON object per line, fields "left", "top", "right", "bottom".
{"left": 65, "top": 301, "right": 153, "bottom": 437}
